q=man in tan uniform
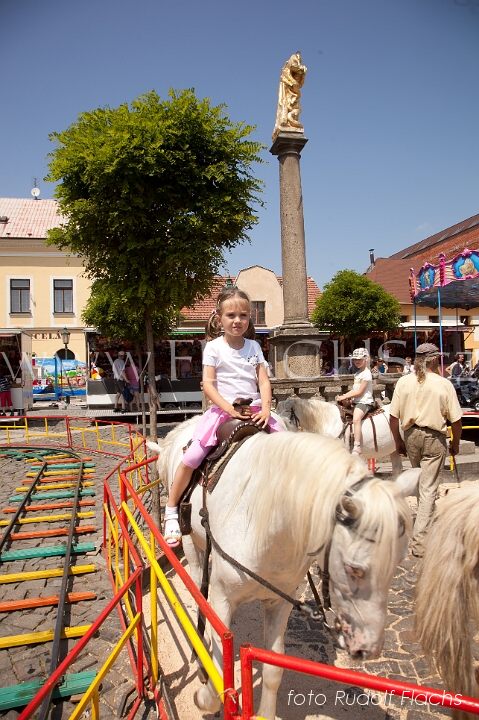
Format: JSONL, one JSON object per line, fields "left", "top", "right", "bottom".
{"left": 390, "top": 343, "right": 462, "bottom": 557}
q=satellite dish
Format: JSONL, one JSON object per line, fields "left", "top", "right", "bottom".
{"left": 31, "top": 186, "right": 40, "bottom": 199}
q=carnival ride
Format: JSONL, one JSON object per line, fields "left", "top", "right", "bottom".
{"left": 409, "top": 246, "right": 479, "bottom": 357}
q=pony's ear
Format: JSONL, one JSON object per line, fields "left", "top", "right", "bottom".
{"left": 394, "top": 468, "right": 421, "bottom": 497}
{"left": 339, "top": 495, "right": 362, "bottom": 520}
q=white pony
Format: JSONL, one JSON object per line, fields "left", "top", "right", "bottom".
{"left": 277, "top": 395, "right": 403, "bottom": 474}
{"left": 150, "top": 418, "right": 419, "bottom": 720}
{"left": 415, "top": 483, "right": 479, "bottom": 720}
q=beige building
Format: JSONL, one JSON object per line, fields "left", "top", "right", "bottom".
{"left": 0, "top": 198, "right": 321, "bottom": 370}
{"left": 0, "top": 198, "right": 91, "bottom": 362}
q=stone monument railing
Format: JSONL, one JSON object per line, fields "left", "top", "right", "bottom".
{"left": 271, "top": 374, "right": 402, "bottom": 407}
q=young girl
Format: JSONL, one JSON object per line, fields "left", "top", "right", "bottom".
{"left": 336, "top": 347, "right": 374, "bottom": 455}
{"left": 164, "top": 287, "right": 284, "bottom": 547}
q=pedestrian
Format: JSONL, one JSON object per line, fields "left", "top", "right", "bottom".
{"left": 378, "top": 357, "right": 388, "bottom": 374}
{"left": 0, "top": 372, "right": 14, "bottom": 416}
{"left": 336, "top": 347, "right": 374, "bottom": 456}
{"left": 125, "top": 358, "right": 142, "bottom": 412}
{"left": 389, "top": 343, "right": 462, "bottom": 558}
{"left": 112, "top": 349, "right": 128, "bottom": 413}
{"left": 446, "top": 353, "right": 465, "bottom": 378}
{"left": 163, "top": 286, "right": 285, "bottom": 547}
{"left": 402, "top": 356, "right": 414, "bottom": 375}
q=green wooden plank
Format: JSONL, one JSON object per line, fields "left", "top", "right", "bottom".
{"left": 34, "top": 462, "right": 96, "bottom": 469}
{"left": 0, "top": 542, "right": 96, "bottom": 562}
{"left": 9, "top": 489, "right": 96, "bottom": 501}
{"left": 0, "top": 671, "right": 96, "bottom": 710}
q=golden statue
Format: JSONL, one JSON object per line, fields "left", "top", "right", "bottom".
{"left": 273, "top": 52, "right": 307, "bottom": 140}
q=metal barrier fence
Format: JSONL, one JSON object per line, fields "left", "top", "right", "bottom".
{"left": 1, "top": 415, "right": 478, "bottom": 719}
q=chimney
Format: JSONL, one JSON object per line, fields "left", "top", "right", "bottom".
{"left": 369, "top": 248, "right": 375, "bottom": 266}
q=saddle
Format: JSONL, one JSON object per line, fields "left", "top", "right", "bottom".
{"left": 337, "top": 400, "right": 384, "bottom": 453}
{"left": 179, "top": 399, "right": 269, "bottom": 535}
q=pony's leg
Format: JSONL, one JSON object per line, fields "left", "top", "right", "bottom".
{"left": 194, "top": 582, "right": 235, "bottom": 715}
{"left": 390, "top": 450, "right": 403, "bottom": 478}
{"left": 258, "top": 599, "right": 292, "bottom": 720}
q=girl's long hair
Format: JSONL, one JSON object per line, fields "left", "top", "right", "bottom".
{"left": 205, "top": 286, "right": 256, "bottom": 340}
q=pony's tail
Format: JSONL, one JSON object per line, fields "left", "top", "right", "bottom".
{"left": 415, "top": 487, "right": 479, "bottom": 718}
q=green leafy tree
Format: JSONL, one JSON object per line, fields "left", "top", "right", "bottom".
{"left": 46, "top": 89, "right": 263, "bottom": 442}
{"left": 311, "top": 270, "right": 401, "bottom": 340}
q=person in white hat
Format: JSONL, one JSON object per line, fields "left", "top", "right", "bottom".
{"left": 336, "top": 347, "right": 374, "bottom": 455}
{"left": 389, "top": 343, "right": 462, "bottom": 558}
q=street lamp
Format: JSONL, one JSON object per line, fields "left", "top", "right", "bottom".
{"left": 61, "top": 327, "right": 71, "bottom": 352}
{"left": 61, "top": 327, "right": 71, "bottom": 405}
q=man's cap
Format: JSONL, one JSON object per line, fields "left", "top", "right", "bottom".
{"left": 415, "top": 343, "right": 444, "bottom": 357}
{"left": 352, "top": 347, "right": 369, "bottom": 359}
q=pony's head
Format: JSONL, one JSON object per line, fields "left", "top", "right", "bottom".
{"left": 328, "top": 468, "right": 419, "bottom": 659}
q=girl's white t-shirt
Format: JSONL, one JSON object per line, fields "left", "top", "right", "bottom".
{"left": 202, "top": 336, "right": 268, "bottom": 404}
{"left": 352, "top": 367, "right": 374, "bottom": 405}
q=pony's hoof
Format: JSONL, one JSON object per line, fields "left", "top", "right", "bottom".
{"left": 194, "top": 687, "right": 221, "bottom": 713}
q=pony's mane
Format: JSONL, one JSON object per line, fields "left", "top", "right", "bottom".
{"left": 240, "top": 432, "right": 410, "bottom": 574}
{"left": 279, "top": 396, "right": 339, "bottom": 434}
{"left": 416, "top": 484, "right": 479, "bottom": 711}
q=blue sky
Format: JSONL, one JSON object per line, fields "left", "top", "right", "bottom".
{"left": 2, "top": 0, "right": 478, "bottom": 289}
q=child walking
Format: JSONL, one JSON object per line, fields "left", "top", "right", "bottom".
{"left": 164, "top": 287, "right": 284, "bottom": 547}
{"left": 336, "top": 347, "right": 374, "bottom": 455}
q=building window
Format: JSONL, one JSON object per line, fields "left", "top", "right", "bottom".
{"left": 10, "top": 279, "right": 30, "bottom": 313}
{"left": 251, "top": 301, "right": 266, "bottom": 326}
{"left": 428, "top": 315, "right": 439, "bottom": 324}
{"left": 400, "top": 315, "right": 409, "bottom": 323}
{"left": 460, "top": 315, "right": 470, "bottom": 325}
{"left": 54, "top": 279, "right": 73, "bottom": 313}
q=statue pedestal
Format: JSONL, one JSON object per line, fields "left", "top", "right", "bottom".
{"left": 269, "top": 324, "right": 323, "bottom": 381}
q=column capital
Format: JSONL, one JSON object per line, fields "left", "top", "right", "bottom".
{"left": 270, "top": 132, "right": 308, "bottom": 157}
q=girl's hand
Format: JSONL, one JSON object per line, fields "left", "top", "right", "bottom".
{"left": 229, "top": 406, "right": 249, "bottom": 421}
{"left": 251, "top": 408, "right": 270, "bottom": 428}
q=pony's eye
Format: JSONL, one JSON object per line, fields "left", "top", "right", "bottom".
{"left": 345, "top": 564, "right": 365, "bottom": 579}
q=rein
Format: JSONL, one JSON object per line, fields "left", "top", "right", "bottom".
{"left": 196, "top": 477, "right": 375, "bottom": 633}
{"left": 198, "top": 503, "right": 328, "bottom": 624}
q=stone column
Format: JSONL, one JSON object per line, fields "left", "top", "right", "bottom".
{"left": 269, "top": 132, "right": 323, "bottom": 383}
{"left": 271, "top": 133, "right": 310, "bottom": 327}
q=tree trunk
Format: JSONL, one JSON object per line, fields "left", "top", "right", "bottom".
{"left": 145, "top": 307, "right": 160, "bottom": 525}
{"left": 135, "top": 341, "right": 147, "bottom": 438}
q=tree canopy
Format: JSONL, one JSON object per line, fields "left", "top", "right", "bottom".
{"left": 46, "top": 88, "right": 263, "bottom": 310}
{"left": 46, "top": 88, "right": 264, "bottom": 443}
{"left": 311, "top": 270, "right": 401, "bottom": 339}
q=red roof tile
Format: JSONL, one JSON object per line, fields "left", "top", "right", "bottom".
{"left": 365, "top": 257, "right": 413, "bottom": 304}
{"left": 0, "top": 198, "right": 63, "bottom": 239}
{"left": 390, "top": 213, "right": 479, "bottom": 262}
{"left": 181, "top": 274, "right": 321, "bottom": 323}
